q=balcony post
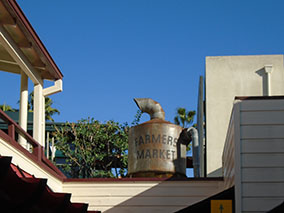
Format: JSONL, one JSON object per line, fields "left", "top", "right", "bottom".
{"left": 33, "top": 82, "right": 44, "bottom": 146}
{"left": 18, "top": 71, "right": 28, "bottom": 148}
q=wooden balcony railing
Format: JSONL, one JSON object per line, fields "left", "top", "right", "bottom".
{"left": 0, "top": 108, "right": 43, "bottom": 160}
{"left": 0, "top": 109, "right": 65, "bottom": 180}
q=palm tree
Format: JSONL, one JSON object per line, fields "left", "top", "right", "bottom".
{"left": 28, "top": 92, "right": 60, "bottom": 122}
{"left": 174, "top": 107, "right": 196, "bottom": 128}
{"left": 0, "top": 103, "right": 15, "bottom": 112}
{"left": 44, "top": 97, "right": 60, "bottom": 122}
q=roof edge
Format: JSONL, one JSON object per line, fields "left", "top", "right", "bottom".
{"left": 63, "top": 177, "right": 224, "bottom": 182}
{"left": 5, "top": 0, "right": 63, "bottom": 79}
{"left": 235, "top": 95, "right": 284, "bottom": 101}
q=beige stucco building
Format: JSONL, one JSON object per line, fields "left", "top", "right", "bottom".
{"left": 205, "top": 55, "right": 284, "bottom": 176}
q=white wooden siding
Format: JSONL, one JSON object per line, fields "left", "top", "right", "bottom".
{"left": 236, "top": 99, "right": 284, "bottom": 213}
{"left": 0, "top": 137, "right": 63, "bottom": 192}
{"left": 62, "top": 180, "right": 224, "bottom": 213}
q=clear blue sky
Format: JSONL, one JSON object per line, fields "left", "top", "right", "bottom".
{"left": 1, "top": 0, "right": 284, "bottom": 125}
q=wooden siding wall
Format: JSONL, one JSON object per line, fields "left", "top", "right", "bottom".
{"left": 63, "top": 180, "right": 225, "bottom": 213}
{"left": 236, "top": 99, "right": 284, "bottom": 213}
{"left": 0, "top": 137, "right": 63, "bottom": 192}
{"left": 222, "top": 107, "right": 235, "bottom": 189}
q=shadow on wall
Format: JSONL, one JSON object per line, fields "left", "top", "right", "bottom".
{"left": 102, "top": 134, "right": 223, "bottom": 212}
{"left": 102, "top": 107, "right": 224, "bottom": 212}
{"left": 207, "top": 168, "right": 223, "bottom": 177}
{"left": 103, "top": 177, "right": 224, "bottom": 213}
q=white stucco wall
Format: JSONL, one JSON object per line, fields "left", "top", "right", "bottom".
{"left": 205, "top": 55, "right": 284, "bottom": 176}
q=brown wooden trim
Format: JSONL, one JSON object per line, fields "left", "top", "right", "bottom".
{"left": 8, "top": 123, "right": 15, "bottom": 140}
{"left": 0, "top": 131, "right": 65, "bottom": 180}
{"left": 0, "top": 108, "right": 39, "bottom": 147}
{"left": 41, "top": 154, "right": 65, "bottom": 176}
{"left": 0, "top": 129, "right": 11, "bottom": 142}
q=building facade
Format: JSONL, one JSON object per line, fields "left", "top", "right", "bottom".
{"left": 205, "top": 55, "right": 284, "bottom": 176}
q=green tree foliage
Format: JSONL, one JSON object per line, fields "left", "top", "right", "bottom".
{"left": 54, "top": 118, "right": 128, "bottom": 178}
{"left": 44, "top": 97, "right": 60, "bottom": 122}
{"left": 174, "top": 107, "right": 196, "bottom": 128}
{"left": 28, "top": 92, "right": 60, "bottom": 121}
{"left": 0, "top": 103, "right": 15, "bottom": 112}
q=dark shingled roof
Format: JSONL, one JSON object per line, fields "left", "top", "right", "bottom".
{"left": 0, "top": 156, "right": 100, "bottom": 213}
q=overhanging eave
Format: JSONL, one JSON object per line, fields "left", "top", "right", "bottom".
{"left": 0, "top": 24, "right": 42, "bottom": 84}
{"left": 0, "top": 0, "right": 63, "bottom": 81}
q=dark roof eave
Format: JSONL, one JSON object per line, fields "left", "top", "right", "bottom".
{"left": 235, "top": 95, "right": 284, "bottom": 101}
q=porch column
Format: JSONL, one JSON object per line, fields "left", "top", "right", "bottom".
{"left": 42, "top": 79, "right": 63, "bottom": 156}
{"left": 42, "top": 95, "right": 45, "bottom": 148}
{"left": 18, "top": 71, "right": 28, "bottom": 148}
{"left": 33, "top": 82, "right": 44, "bottom": 146}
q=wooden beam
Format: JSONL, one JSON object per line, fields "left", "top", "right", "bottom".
{"left": 18, "top": 41, "right": 32, "bottom": 48}
{"left": 21, "top": 46, "right": 46, "bottom": 67}
{"left": 4, "top": 24, "right": 33, "bottom": 48}
{"left": 8, "top": 123, "right": 15, "bottom": 141}
{"left": 0, "top": 24, "right": 42, "bottom": 84}
{"left": 0, "top": 17, "right": 16, "bottom": 25}
{"left": 0, "top": 63, "right": 20, "bottom": 74}
{"left": 0, "top": 58, "right": 18, "bottom": 65}
{"left": 0, "top": 2, "right": 16, "bottom": 25}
